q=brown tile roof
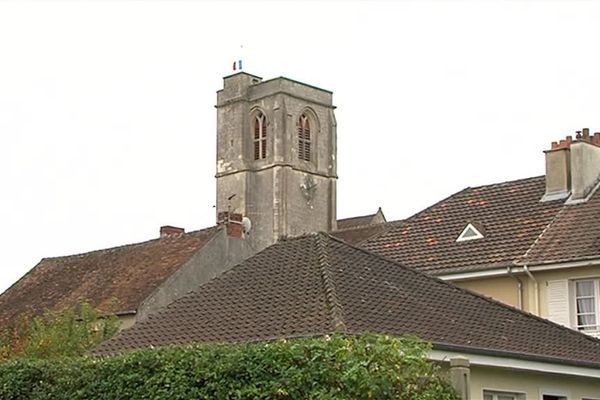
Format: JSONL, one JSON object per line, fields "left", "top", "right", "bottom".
{"left": 336, "top": 215, "right": 375, "bottom": 230}
{"left": 330, "top": 222, "right": 394, "bottom": 245}
{"left": 362, "top": 176, "right": 566, "bottom": 274}
{"left": 0, "top": 227, "right": 217, "bottom": 327}
{"left": 94, "top": 233, "right": 600, "bottom": 368}
{"left": 520, "top": 188, "right": 600, "bottom": 265}
{"left": 336, "top": 208, "right": 384, "bottom": 230}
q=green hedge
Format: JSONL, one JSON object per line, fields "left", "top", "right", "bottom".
{"left": 0, "top": 334, "right": 458, "bottom": 400}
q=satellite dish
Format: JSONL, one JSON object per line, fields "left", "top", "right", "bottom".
{"left": 242, "top": 217, "right": 252, "bottom": 234}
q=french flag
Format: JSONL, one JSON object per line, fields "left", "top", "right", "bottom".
{"left": 232, "top": 60, "right": 243, "bottom": 71}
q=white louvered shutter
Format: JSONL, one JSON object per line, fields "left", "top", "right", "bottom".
{"left": 547, "top": 279, "right": 570, "bottom": 327}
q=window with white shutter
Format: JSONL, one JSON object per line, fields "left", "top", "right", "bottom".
{"left": 546, "top": 279, "right": 570, "bottom": 327}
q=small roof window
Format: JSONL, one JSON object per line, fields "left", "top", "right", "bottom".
{"left": 456, "top": 223, "right": 484, "bottom": 242}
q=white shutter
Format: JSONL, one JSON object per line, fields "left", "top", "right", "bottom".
{"left": 547, "top": 279, "right": 570, "bottom": 327}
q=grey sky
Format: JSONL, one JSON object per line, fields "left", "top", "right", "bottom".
{"left": 2, "top": 0, "right": 600, "bottom": 293}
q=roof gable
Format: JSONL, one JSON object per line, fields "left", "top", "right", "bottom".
{"left": 94, "top": 233, "right": 600, "bottom": 368}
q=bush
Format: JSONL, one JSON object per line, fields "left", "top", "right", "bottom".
{"left": 0, "top": 334, "right": 458, "bottom": 399}
{"left": 0, "top": 303, "right": 119, "bottom": 361}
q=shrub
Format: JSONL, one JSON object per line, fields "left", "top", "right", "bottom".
{"left": 0, "top": 334, "right": 458, "bottom": 400}
{"left": 0, "top": 302, "right": 119, "bottom": 361}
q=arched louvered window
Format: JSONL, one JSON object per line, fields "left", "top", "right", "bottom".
{"left": 298, "top": 114, "right": 311, "bottom": 161}
{"left": 253, "top": 112, "right": 267, "bottom": 160}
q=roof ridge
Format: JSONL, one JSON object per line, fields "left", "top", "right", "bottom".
{"left": 332, "top": 220, "right": 398, "bottom": 233}
{"left": 314, "top": 233, "right": 346, "bottom": 333}
{"left": 337, "top": 212, "right": 376, "bottom": 222}
{"left": 403, "top": 176, "right": 546, "bottom": 224}
{"left": 330, "top": 221, "right": 402, "bottom": 247}
{"left": 322, "top": 232, "right": 600, "bottom": 356}
{"left": 469, "top": 175, "right": 545, "bottom": 190}
{"left": 403, "top": 187, "right": 472, "bottom": 223}
{"left": 41, "top": 226, "right": 217, "bottom": 261}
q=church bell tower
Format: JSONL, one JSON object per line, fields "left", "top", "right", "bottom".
{"left": 215, "top": 72, "right": 337, "bottom": 249}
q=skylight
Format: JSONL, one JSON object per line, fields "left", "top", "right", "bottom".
{"left": 456, "top": 223, "right": 484, "bottom": 242}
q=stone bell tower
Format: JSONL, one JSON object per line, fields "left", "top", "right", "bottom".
{"left": 215, "top": 72, "right": 337, "bottom": 250}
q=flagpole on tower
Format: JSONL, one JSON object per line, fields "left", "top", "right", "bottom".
{"left": 232, "top": 44, "right": 244, "bottom": 72}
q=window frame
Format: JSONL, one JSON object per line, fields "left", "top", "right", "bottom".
{"left": 456, "top": 223, "right": 484, "bottom": 242}
{"left": 540, "top": 393, "right": 567, "bottom": 400}
{"left": 572, "top": 278, "right": 600, "bottom": 333}
{"left": 482, "top": 389, "right": 526, "bottom": 400}
{"left": 298, "top": 113, "right": 311, "bottom": 162}
{"left": 253, "top": 111, "right": 267, "bottom": 160}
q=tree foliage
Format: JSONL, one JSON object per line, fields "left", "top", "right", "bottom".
{"left": 0, "top": 333, "right": 458, "bottom": 400}
{"left": 0, "top": 302, "right": 119, "bottom": 361}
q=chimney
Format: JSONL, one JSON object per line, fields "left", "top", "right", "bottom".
{"left": 217, "top": 211, "right": 243, "bottom": 238}
{"left": 543, "top": 129, "right": 600, "bottom": 202}
{"left": 160, "top": 225, "right": 185, "bottom": 237}
{"left": 542, "top": 136, "right": 571, "bottom": 201}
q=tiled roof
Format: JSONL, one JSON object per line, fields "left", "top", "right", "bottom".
{"left": 363, "top": 177, "right": 566, "bottom": 274}
{"left": 94, "top": 233, "right": 600, "bottom": 368}
{"left": 336, "top": 214, "right": 377, "bottom": 230}
{"left": 336, "top": 208, "right": 385, "bottom": 230}
{"left": 330, "top": 222, "right": 394, "bottom": 245}
{"left": 520, "top": 188, "right": 600, "bottom": 265}
{"left": 0, "top": 227, "right": 217, "bottom": 326}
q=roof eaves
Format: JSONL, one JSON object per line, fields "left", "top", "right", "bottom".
{"left": 433, "top": 342, "right": 600, "bottom": 370}
{"left": 324, "top": 232, "right": 600, "bottom": 361}
{"left": 428, "top": 260, "right": 516, "bottom": 277}
{"left": 515, "top": 255, "right": 600, "bottom": 268}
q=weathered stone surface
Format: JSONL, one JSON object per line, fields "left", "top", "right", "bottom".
{"left": 216, "top": 72, "right": 337, "bottom": 250}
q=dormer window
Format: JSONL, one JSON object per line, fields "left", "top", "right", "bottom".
{"left": 298, "top": 114, "right": 311, "bottom": 161}
{"left": 456, "top": 223, "right": 484, "bottom": 242}
{"left": 254, "top": 112, "right": 267, "bottom": 160}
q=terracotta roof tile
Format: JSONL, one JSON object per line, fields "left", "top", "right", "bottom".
{"left": 0, "top": 227, "right": 217, "bottom": 326}
{"left": 94, "top": 233, "right": 600, "bottom": 368}
{"left": 362, "top": 177, "right": 565, "bottom": 274}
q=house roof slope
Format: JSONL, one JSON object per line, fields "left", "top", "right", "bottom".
{"left": 336, "top": 213, "right": 379, "bottom": 230}
{"left": 336, "top": 207, "right": 386, "bottom": 230}
{"left": 362, "top": 176, "right": 565, "bottom": 274}
{"left": 94, "top": 233, "right": 600, "bottom": 369}
{"left": 520, "top": 188, "right": 600, "bottom": 265}
{"left": 330, "top": 222, "right": 395, "bottom": 245}
{"left": 0, "top": 227, "right": 217, "bottom": 326}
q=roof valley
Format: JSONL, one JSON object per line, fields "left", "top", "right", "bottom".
{"left": 315, "top": 234, "right": 347, "bottom": 333}
{"left": 518, "top": 203, "right": 567, "bottom": 263}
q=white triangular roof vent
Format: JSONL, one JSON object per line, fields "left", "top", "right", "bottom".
{"left": 456, "top": 223, "right": 484, "bottom": 242}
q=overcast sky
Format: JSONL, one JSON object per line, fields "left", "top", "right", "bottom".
{"left": 1, "top": 0, "right": 600, "bottom": 293}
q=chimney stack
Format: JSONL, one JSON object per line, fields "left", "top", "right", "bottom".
{"left": 543, "top": 129, "right": 600, "bottom": 202}
{"left": 217, "top": 211, "right": 244, "bottom": 238}
{"left": 160, "top": 225, "right": 185, "bottom": 237}
{"left": 543, "top": 138, "right": 571, "bottom": 201}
